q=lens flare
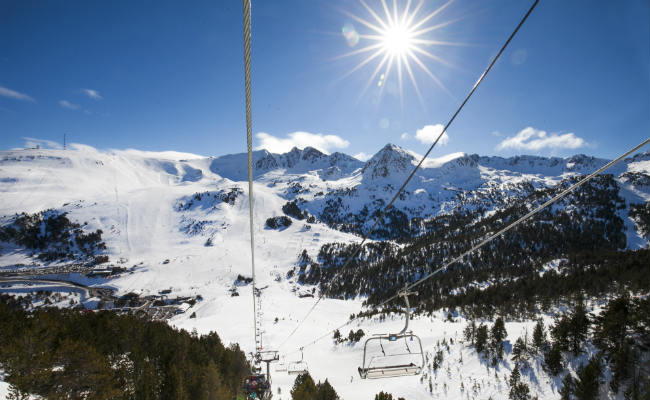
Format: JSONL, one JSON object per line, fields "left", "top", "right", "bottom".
{"left": 342, "top": 23, "right": 360, "bottom": 47}
{"left": 337, "top": 0, "right": 464, "bottom": 106}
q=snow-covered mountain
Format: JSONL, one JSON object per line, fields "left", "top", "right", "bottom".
{"left": 209, "top": 146, "right": 364, "bottom": 181}
{"left": 0, "top": 143, "right": 648, "bottom": 399}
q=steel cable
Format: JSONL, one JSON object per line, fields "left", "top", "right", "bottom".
{"left": 242, "top": 0, "right": 260, "bottom": 356}
{"left": 284, "top": 137, "right": 649, "bottom": 356}
{"left": 278, "top": 0, "right": 540, "bottom": 351}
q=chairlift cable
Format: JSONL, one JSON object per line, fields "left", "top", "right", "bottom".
{"left": 277, "top": 0, "right": 540, "bottom": 351}
{"left": 242, "top": 0, "right": 262, "bottom": 359}
{"left": 370, "top": 137, "right": 650, "bottom": 315}
{"left": 285, "top": 137, "right": 650, "bottom": 357}
{"left": 240, "top": 0, "right": 276, "bottom": 395}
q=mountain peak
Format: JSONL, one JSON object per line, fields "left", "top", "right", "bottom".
{"left": 362, "top": 143, "right": 416, "bottom": 180}
{"left": 300, "top": 146, "right": 325, "bottom": 160}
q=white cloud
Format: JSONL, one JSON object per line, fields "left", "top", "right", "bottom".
{"left": 400, "top": 132, "right": 409, "bottom": 140}
{"left": 0, "top": 85, "right": 35, "bottom": 102}
{"left": 118, "top": 148, "right": 204, "bottom": 160}
{"left": 23, "top": 137, "right": 63, "bottom": 150}
{"left": 59, "top": 100, "right": 80, "bottom": 110}
{"left": 496, "top": 127, "right": 586, "bottom": 151}
{"left": 353, "top": 152, "right": 372, "bottom": 161}
{"left": 81, "top": 88, "right": 102, "bottom": 100}
{"left": 255, "top": 131, "right": 350, "bottom": 154}
{"left": 415, "top": 124, "right": 449, "bottom": 146}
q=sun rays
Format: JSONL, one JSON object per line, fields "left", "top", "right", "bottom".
{"left": 337, "top": 0, "right": 463, "bottom": 107}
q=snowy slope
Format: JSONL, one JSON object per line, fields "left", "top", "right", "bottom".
{"left": 0, "top": 144, "right": 648, "bottom": 399}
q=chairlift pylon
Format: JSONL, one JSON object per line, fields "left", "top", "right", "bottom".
{"left": 358, "top": 286, "right": 424, "bottom": 379}
{"left": 243, "top": 350, "right": 278, "bottom": 400}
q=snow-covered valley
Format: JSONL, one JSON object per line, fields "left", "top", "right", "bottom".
{"left": 0, "top": 144, "right": 648, "bottom": 399}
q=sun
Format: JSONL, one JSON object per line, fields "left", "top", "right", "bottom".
{"left": 337, "top": 0, "right": 461, "bottom": 105}
{"left": 382, "top": 24, "right": 413, "bottom": 56}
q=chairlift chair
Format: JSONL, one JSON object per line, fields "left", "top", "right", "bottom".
{"left": 358, "top": 287, "right": 425, "bottom": 379}
{"left": 242, "top": 373, "right": 271, "bottom": 400}
{"left": 243, "top": 353, "right": 272, "bottom": 400}
{"left": 275, "top": 356, "right": 287, "bottom": 372}
{"left": 287, "top": 347, "right": 309, "bottom": 375}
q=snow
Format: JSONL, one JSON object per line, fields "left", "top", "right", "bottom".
{"left": 627, "top": 159, "right": 650, "bottom": 175}
{"left": 539, "top": 258, "right": 565, "bottom": 277}
{"left": 422, "top": 152, "right": 467, "bottom": 168}
{"left": 0, "top": 370, "right": 42, "bottom": 399}
{"left": 116, "top": 147, "right": 205, "bottom": 161}
{"left": 0, "top": 144, "right": 648, "bottom": 399}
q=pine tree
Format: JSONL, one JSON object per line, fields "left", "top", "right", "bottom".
{"left": 593, "top": 294, "right": 631, "bottom": 355}
{"left": 551, "top": 316, "right": 571, "bottom": 352}
{"left": 625, "top": 372, "right": 650, "bottom": 400}
{"left": 316, "top": 379, "right": 339, "bottom": 400}
{"left": 509, "top": 364, "right": 531, "bottom": 400}
{"left": 374, "top": 391, "right": 394, "bottom": 400}
{"left": 475, "top": 324, "right": 489, "bottom": 354}
{"left": 559, "top": 374, "right": 574, "bottom": 400}
{"left": 491, "top": 317, "right": 507, "bottom": 344}
{"left": 512, "top": 337, "right": 527, "bottom": 364}
{"left": 532, "top": 319, "right": 546, "bottom": 354}
{"left": 509, "top": 364, "right": 521, "bottom": 389}
{"left": 490, "top": 317, "right": 507, "bottom": 360}
{"left": 569, "top": 298, "right": 590, "bottom": 356}
{"left": 573, "top": 357, "right": 602, "bottom": 400}
{"left": 543, "top": 343, "right": 564, "bottom": 376}
{"left": 464, "top": 319, "right": 477, "bottom": 345}
{"left": 200, "top": 362, "right": 230, "bottom": 400}
{"left": 291, "top": 373, "right": 318, "bottom": 400}
{"left": 610, "top": 341, "right": 633, "bottom": 393}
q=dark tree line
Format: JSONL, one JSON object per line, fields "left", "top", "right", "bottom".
{"left": 300, "top": 175, "right": 641, "bottom": 320}
{"left": 0, "top": 294, "right": 249, "bottom": 399}
{"left": 591, "top": 294, "right": 650, "bottom": 397}
{"left": 490, "top": 294, "right": 649, "bottom": 399}
{"left": 462, "top": 294, "right": 650, "bottom": 399}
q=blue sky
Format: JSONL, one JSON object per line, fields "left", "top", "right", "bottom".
{"left": 1, "top": 0, "right": 648, "bottom": 160}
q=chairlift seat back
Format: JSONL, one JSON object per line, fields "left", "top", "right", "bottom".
{"left": 287, "top": 361, "right": 308, "bottom": 375}
{"left": 358, "top": 333, "right": 424, "bottom": 380}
